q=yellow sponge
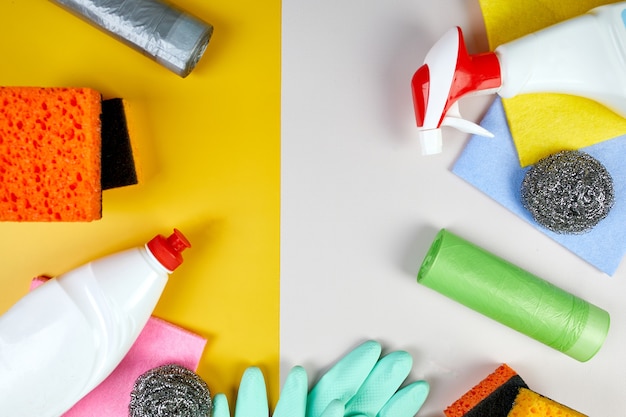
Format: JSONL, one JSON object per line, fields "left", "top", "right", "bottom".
{"left": 508, "top": 388, "right": 587, "bottom": 417}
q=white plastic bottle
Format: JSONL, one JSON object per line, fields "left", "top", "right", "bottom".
{"left": 0, "top": 229, "right": 191, "bottom": 416}
{"left": 495, "top": 2, "right": 626, "bottom": 111}
{"left": 411, "top": 1, "right": 626, "bottom": 154}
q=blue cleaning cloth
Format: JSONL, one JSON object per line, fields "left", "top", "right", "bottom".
{"left": 452, "top": 97, "right": 626, "bottom": 275}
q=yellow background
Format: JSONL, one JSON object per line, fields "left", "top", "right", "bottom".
{"left": 0, "top": 0, "right": 280, "bottom": 405}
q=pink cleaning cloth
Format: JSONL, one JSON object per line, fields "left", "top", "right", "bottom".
{"left": 30, "top": 276, "right": 207, "bottom": 416}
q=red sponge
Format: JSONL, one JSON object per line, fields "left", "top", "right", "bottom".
{"left": 0, "top": 87, "right": 102, "bottom": 221}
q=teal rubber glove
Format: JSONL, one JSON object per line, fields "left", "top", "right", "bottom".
{"left": 211, "top": 340, "right": 429, "bottom": 417}
{"left": 306, "top": 340, "right": 429, "bottom": 417}
{"left": 212, "top": 365, "right": 307, "bottom": 417}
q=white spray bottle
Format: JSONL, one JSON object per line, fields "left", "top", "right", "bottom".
{"left": 0, "top": 229, "right": 191, "bottom": 417}
{"left": 411, "top": 1, "right": 626, "bottom": 154}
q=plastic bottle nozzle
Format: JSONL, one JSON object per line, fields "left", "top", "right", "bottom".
{"left": 147, "top": 229, "right": 191, "bottom": 271}
{"left": 419, "top": 128, "right": 443, "bottom": 155}
{"left": 167, "top": 229, "right": 191, "bottom": 253}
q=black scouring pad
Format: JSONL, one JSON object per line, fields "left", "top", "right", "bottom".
{"left": 101, "top": 98, "right": 138, "bottom": 190}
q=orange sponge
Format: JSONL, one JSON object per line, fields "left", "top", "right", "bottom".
{"left": 0, "top": 87, "right": 102, "bottom": 221}
{"left": 445, "top": 364, "right": 527, "bottom": 417}
{"left": 445, "top": 364, "right": 588, "bottom": 417}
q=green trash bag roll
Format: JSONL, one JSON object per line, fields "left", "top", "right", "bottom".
{"left": 417, "top": 229, "right": 610, "bottom": 362}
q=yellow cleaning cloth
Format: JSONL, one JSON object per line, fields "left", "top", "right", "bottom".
{"left": 479, "top": 0, "right": 626, "bottom": 166}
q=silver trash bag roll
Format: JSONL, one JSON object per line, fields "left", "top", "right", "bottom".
{"left": 50, "top": 0, "right": 213, "bottom": 77}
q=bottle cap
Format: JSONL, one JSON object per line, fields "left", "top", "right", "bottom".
{"left": 147, "top": 229, "right": 191, "bottom": 271}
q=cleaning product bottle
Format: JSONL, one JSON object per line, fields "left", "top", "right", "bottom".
{"left": 0, "top": 229, "right": 191, "bottom": 417}
{"left": 411, "top": 1, "right": 626, "bottom": 154}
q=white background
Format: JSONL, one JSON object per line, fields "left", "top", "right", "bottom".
{"left": 280, "top": 0, "right": 626, "bottom": 415}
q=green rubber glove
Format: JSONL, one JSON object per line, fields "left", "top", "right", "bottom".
{"left": 306, "top": 340, "right": 429, "bottom": 417}
{"left": 211, "top": 340, "right": 429, "bottom": 417}
{"left": 211, "top": 365, "right": 307, "bottom": 417}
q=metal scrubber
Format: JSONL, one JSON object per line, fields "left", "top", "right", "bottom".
{"left": 521, "top": 150, "right": 614, "bottom": 234}
{"left": 129, "top": 364, "right": 212, "bottom": 417}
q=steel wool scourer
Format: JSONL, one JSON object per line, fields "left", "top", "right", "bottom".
{"left": 129, "top": 364, "right": 212, "bottom": 417}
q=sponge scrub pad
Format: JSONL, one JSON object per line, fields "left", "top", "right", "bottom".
{"left": 445, "top": 364, "right": 528, "bottom": 417}
{"left": 101, "top": 98, "right": 138, "bottom": 190}
{"left": 445, "top": 364, "right": 588, "bottom": 417}
{"left": 508, "top": 388, "right": 586, "bottom": 417}
{"left": 0, "top": 87, "right": 102, "bottom": 221}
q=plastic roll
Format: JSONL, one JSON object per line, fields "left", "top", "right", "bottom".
{"left": 417, "top": 229, "right": 610, "bottom": 362}
{"left": 50, "top": 0, "right": 213, "bottom": 77}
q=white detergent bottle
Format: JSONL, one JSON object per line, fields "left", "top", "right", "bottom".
{"left": 0, "top": 229, "right": 191, "bottom": 416}
{"left": 411, "top": 1, "right": 626, "bottom": 154}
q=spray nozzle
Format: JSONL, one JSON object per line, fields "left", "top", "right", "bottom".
{"left": 412, "top": 27, "right": 502, "bottom": 154}
{"left": 147, "top": 229, "right": 191, "bottom": 272}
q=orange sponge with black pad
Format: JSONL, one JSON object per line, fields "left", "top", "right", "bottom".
{"left": 0, "top": 87, "right": 102, "bottom": 221}
{"left": 445, "top": 364, "right": 587, "bottom": 417}
{"left": 445, "top": 364, "right": 528, "bottom": 417}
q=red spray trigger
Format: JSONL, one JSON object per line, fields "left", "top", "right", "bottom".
{"left": 147, "top": 229, "right": 191, "bottom": 271}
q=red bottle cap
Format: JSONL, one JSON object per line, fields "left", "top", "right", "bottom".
{"left": 147, "top": 229, "right": 191, "bottom": 271}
